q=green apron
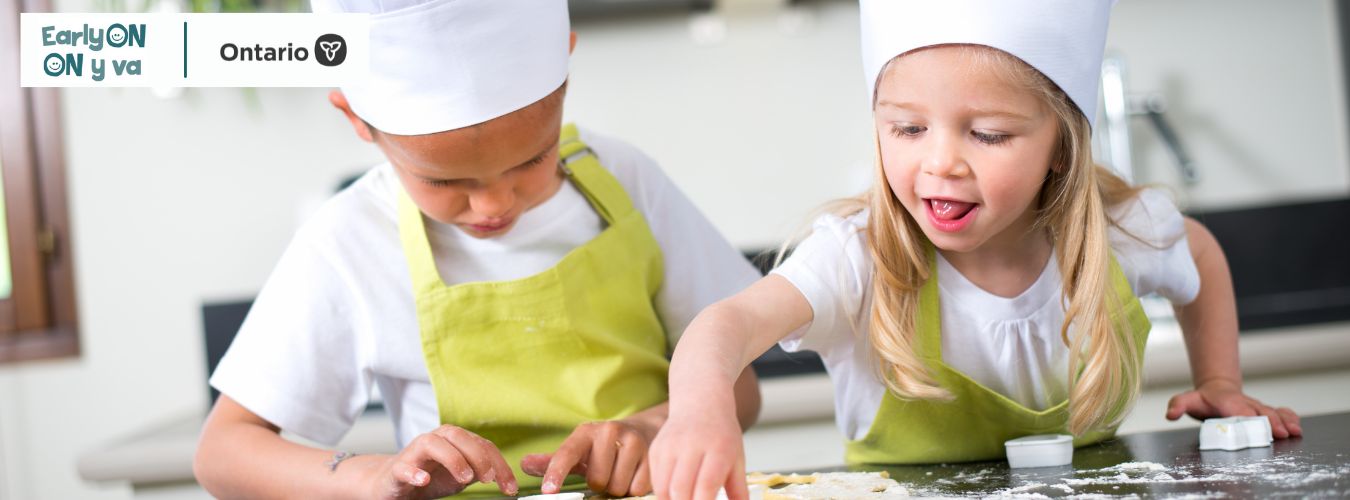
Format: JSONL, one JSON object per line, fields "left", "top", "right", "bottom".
{"left": 398, "top": 124, "right": 670, "bottom": 496}
{"left": 844, "top": 245, "right": 1151, "bottom": 464}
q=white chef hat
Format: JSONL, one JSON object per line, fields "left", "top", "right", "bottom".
{"left": 861, "top": 0, "right": 1114, "bottom": 126}
{"left": 313, "top": 0, "right": 571, "bottom": 135}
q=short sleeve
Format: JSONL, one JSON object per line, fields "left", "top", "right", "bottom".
{"left": 209, "top": 224, "right": 373, "bottom": 446}
{"left": 1107, "top": 189, "right": 1201, "bottom": 305}
{"left": 579, "top": 128, "right": 762, "bottom": 349}
{"left": 769, "top": 211, "right": 872, "bottom": 357}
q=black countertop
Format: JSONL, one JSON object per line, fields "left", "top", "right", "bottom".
{"left": 798, "top": 411, "right": 1350, "bottom": 498}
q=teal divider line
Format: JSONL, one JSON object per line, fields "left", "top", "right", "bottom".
{"left": 183, "top": 22, "right": 187, "bottom": 78}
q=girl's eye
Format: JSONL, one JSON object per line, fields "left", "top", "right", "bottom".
{"left": 972, "top": 130, "right": 1010, "bottom": 145}
{"left": 889, "top": 124, "right": 926, "bottom": 138}
{"left": 422, "top": 178, "right": 454, "bottom": 187}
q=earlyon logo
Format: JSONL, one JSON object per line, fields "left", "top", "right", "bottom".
{"left": 315, "top": 33, "right": 346, "bottom": 67}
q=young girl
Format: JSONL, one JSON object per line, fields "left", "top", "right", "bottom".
{"left": 650, "top": 2, "right": 1300, "bottom": 499}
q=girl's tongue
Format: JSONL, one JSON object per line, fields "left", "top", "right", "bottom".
{"left": 929, "top": 199, "right": 977, "bottom": 220}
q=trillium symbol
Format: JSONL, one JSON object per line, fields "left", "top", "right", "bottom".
{"left": 314, "top": 33, "right": 347, "bottom": 67}
{"left": 320, "top": 41, "right": 342, "bottom": 61}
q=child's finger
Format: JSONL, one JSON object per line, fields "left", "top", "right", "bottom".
{"left": 1254, "top": 404, "right": 1290, "bottom": 439}
{"left": 586, "top": 430, "right": 623, "bottom": 495}
{"left": 390, "top": 460, "right": 431, "bottom": 488}
{"left": 667, "top": 454, "right": 704, "bottom": 500}
{"left": 544, "top": 434, "right": 592, "bottom": 494}
{"left": 480, "top": 439, "right": 519, "bottom": 495}
{"left": 434, "top": 426, "right": 517, "bottom": 494}
{"left": 605, "top": 433, "right": 645, "bottom": 496}
{"left": 425, "top": 427, "right": 487, "bottom": 483}
{"left": 693, "top": 452, "right": 731, "bottom": 500}
{"left": 723, "top": 451, "right": 748, "bottom": 500}
{"left": 629, "top": 456, "right": 653, "bottom": 496}
{"left": 408, "top": 433, "right": 475, "bottom": 484}
{"left": 1165, "top": 391, "right": 1200, "bottom": 420}
{"left": 522, "top": 453, "right": 552, "bottom": 477}
{"left": 523, "top": 453, "right": 587, "bottom": 477}
{"left": 473, "top": 436, "right": 518, "bottom": 495}
{"left": 1276, "top": 407, "right": 1302, "bottom": 436}
{"left": 649, "top": 447, "right": 672, "bottom": 500}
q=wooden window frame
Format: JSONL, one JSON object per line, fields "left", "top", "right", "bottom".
{"left": 0, "top": 0, "right": 79, "bottom": 363}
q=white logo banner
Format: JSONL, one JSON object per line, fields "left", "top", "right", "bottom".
{"left": 21, "top": 13, "right": 369, "bottom": 87}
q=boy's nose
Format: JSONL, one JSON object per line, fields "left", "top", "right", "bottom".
{"left": 470, "top": 185, "right": 515, "bottom": 219}
{"left": 921, "top": 133, "right": 971, "bottom": 179}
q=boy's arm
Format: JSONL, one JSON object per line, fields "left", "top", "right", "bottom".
{"left": 195, "top": 395, "right": 517, "bottom": 500}
{"left": 525, "top": 365, "right": 760, "bottom": 497}
{"left": 1165, "top": 217, "right": 1302, "bottom": 438}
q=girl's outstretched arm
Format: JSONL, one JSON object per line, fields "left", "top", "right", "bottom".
{"left": 1166, "top": 217, "right": 1302, "bottom": 437}
{"left": 649, "top": 274, "right": 814, "bottom": 500}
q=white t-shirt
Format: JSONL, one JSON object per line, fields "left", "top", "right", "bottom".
{"left": 210, "top": 126, "right": 761, "bottom": 448}
{"left": 771, "top": 189, "right": 1200, "bottom": 440}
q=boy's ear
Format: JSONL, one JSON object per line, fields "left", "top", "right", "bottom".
{"left": 328, "top": 90, "right": 376, "bottom": 143}
{"left": 569, "top": 31, "right": 577, "bottom": 55}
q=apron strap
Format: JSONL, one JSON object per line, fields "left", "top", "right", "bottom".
{"left": 558, "top": 124, "right": 638, "bottom": 226}
{"left": 396, "top": 124, "right": 641, "bottom": 294}
{"left": 398, "top": 187, "right": 443, "bottom": 297}
{"left": 917, "top": 242, "right": 942, "bottom": 362}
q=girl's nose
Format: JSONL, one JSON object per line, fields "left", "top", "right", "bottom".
{"left": 470, "top": 183, "right": 515, "bottom": 219}
{"left": 921, "top": 134, "right": 971, "bottom": 179}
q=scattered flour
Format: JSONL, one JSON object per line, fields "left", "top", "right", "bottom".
{"left": 1106, "top": 462, "right": 1167, "bottom": 472}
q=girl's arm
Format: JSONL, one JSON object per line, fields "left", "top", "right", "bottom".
{"left": 649, "top": 274, "right": 815, "bottom": 500}
{"left": 1165, "top": 217, "right": 1302, "bottom": 438}
{"left": 523, "top": 367, "right": 761, "bottom": 497}
{"left": 194, "top": 395, "right": 518, "bottom": 500}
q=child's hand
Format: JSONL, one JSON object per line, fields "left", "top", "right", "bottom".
{"left": 521, "top": 419, "right": 659, "bottom": 497}
{"left": 1165, "top": 378, "right": 1302, "bottom": 438}
{"left": 368, "top": 424, "right": 518, "bottom": 500}
{"left": 648, "top": 408, "right": 747, "bottom": 500}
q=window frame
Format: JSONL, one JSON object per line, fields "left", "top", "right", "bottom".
{"left": 0, "top": 0, "right": 79, "bottom": 363}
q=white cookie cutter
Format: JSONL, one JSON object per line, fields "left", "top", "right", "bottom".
{"left": 1198, "top": 415, "right": 1272, "bottom": 451}
{"left": 519, "top": 493, "right": 584, "bottom": 500}
{"left": 1004, "top": 434, "right": 1074, "bottom": 468}
{"left": 520, "top": 484, "right": 762, "bottom": 500}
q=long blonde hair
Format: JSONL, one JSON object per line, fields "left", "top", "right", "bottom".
{"left": 829, "top": 45, "right": 1145, "bottom": 435}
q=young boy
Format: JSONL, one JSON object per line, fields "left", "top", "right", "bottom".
{"left": 193, "top": 1, "right": 762, "bottom": 499}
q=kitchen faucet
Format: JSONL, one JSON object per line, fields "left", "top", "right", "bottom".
{"left": 1097, "top": 55, "right": 1200, "bottom": 185}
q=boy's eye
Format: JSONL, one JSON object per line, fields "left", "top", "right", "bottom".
{"left": 523, "top": 154, "right": 548, "bottom": 168}
{"left": 972, "top": 130, "right": 1010, "bottom": 145}
{"left": 889, "top": 124, "right": 926, "bottom": 138}
{"left": 421, "top": 178, "right": 454, "bottom": 187}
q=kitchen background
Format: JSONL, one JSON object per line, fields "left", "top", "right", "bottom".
{"left": 2, "top": 0, "right": 1350, "bottom": 498}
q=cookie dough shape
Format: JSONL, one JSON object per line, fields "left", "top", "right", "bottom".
{"left": 762, "top": 472, "right": 909, "bottom": 500}
{"left": 747, "top": 473, "right": 818, "bottom": 487}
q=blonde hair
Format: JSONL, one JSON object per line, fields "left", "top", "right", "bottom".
{"left": 817, "top": 45, "right": 1145, "bottom": 435}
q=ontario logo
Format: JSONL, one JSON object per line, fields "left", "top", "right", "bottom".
{"left": 219, "top": 33, "right": 347, "bottom": 67}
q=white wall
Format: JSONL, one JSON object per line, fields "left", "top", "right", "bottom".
{"left": 564, "top": 2, "right": 876, "bottom": 249}
{"left": 1, "top": 1, "right": 1347, "bottom": 499}
{"left": 0, "top": 85, "right": 386, "bottom": 499}
{"left": 1106, "top": 0, "right": 1350, "bottom": 210}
